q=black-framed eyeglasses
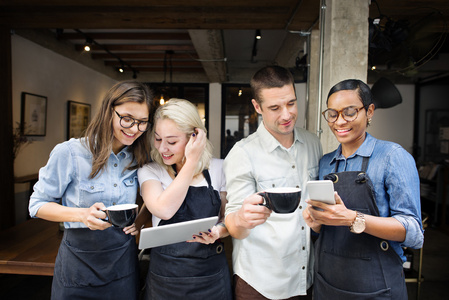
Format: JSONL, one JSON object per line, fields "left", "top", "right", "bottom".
{"left": 114, "top": 110, "right": 149, "bottom": 132}
{"left": 322, "top": 106, "right": 366, "bottom": 123}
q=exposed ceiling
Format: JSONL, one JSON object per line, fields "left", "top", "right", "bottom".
{"left": 1, "top": 0, "right": 449, "bottom": 84}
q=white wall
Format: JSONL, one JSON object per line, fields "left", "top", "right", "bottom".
{"left": 12, "top": 35, "right": 117, "bottom": 224}
{"left": 367, "top": 84, "right": 415, "bottom": 154}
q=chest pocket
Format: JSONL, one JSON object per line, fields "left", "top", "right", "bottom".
{"left": 79, "top": 181, "right": 105, "bottom": 207}
{"left": 124, "top": 177, "right": 136, "bottom": 187}
{"left": 122, "top": 177, "right": 138, "bottom": 202}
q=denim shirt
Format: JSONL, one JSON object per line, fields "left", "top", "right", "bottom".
{"left": 29, "top": 138, "right": 139, "bottom": 228}
{"left": 224, "top": 123, "right": 322, "bottom": 298}
{"left": 319, "top": 133, "right": 424, "bottom": 261}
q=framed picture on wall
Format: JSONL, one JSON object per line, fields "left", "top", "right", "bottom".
{"left": 67, "top": 101, "right": 91, "bottom": 139}
{"left": 21, "top": 92, "right": 47, "bottom": 136}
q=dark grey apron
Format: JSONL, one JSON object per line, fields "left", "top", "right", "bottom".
{"left": 51, "top": 226, "right": 139, "bottom": 300}
{"left": 313, "top": 157, "right": 407, "bottom": 300}
{"left": 145, "top": 170, "right": 232, "bottom": 300}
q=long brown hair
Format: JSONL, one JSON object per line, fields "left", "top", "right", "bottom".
{"left": 82, "top": 80, "right": 153, "bottom": 178}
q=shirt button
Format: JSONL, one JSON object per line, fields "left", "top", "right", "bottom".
{"left": 130, "top": 180, "right": 134, "bottom": 184}
{"left": 292, "top": 165, "right": 295, "bottom": 169}
{"left": 302, "top": 246, "right": 305, "bottom": 250}
{"left": 302, "top": 266, "right": 305, "bottom": 270}
{"left": 114, "top": 183, "right": 117, "bottom": 187}
{"left": 114, "top": 163, "right": 118, "bottom": 167}
{"left": 272, "top": 184, "right": 275, "bottom": 187}
{"left": 299, "top": 206, "right": 302, "bottom": 209}
{"left": 301, "top": 226, "right": 304, "bottom": 230}
{"left": 113, "top": 202, "right": 116, "bottom": 205}
{"left": 90, "top": 186, "right": 94, "bottom": 190}
{"left": 296, "top": 185, "right": 299, "bottom": 188}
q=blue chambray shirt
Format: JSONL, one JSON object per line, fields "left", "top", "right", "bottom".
{"left": 29, "top": 138, "right": 139, "bottom": 228}
{"left": 319, "top": 133, "right": 424, "bottom": 261}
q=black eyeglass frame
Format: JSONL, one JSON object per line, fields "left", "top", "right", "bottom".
{"left": 114, "top": 110, "right": 150, "bottom": 132}
{"left": 322, "top": 106, "right": 366, "bottom": 123}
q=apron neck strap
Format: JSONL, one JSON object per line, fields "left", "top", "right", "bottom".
{"left": 202, "top": 169, "right": 213, "bottom": 188}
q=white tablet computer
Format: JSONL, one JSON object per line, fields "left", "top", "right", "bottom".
{"left": 138, "top": 216, "right": 219, "bottom": 249}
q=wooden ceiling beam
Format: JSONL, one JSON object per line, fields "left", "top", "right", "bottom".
{"left": 61, "top": 32, "right": 191, "bottom": 40}
{"left": 105, "top": 60, "right": 203, "bottom": 67}
{"left": 91, "top": 52, "right": 198, "bottom": 60}
{"left": 75, "top": 44, "right": 195, "bottom": 51}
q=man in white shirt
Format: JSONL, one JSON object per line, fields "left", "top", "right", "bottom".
{"left": 224, "top": 66, "right": 322, "bottom": 300}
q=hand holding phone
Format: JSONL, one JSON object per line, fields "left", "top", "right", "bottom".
{"left": 306, "top": 180, "right": 336, "bottom": 205}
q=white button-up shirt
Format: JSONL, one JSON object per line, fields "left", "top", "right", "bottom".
{"left": 224, "top": 123, "right": 322, "bottom": 299}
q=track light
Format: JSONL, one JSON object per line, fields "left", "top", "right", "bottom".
{"left": 238, "top": 88, "right": 242, "bottom": 96}
{"left": 159, "top": 94, "right": 165, "bottom": 105}
{"left": 83, "top": 38, "right": 92, "bottom": 52}
{"left": 256, "top": 30, "right": 261, "bottom": 40}
{"left": 76, "top": 29, "right": 138, "bottom": 78}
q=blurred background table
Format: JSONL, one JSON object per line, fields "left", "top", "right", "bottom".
{"left": 0, "top": 219, "right": 62, "bottom": 276}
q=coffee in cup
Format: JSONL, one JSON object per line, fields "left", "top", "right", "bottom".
{"left": 258, "top": 187, "right": 301, "bottom": 213}
{"left": 104, "top": 203, "right": 138, "bottom": 228}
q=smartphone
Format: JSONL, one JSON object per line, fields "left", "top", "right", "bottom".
{"left": 306, "top": 180, "right": 336, "bottom": 205}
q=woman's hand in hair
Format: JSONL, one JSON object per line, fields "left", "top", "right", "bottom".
{"left": 184, "top": 128, "right": 206, "bottom": 165}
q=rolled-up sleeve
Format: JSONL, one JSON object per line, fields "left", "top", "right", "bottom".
{"left": 29, "top": 143, "right": 73, "bottom": 217}
{"left": 223, "top": 145, "right": 255, "bottom": 217}
{"left": 386, "top": 146, "right": 424, "bottom": 249}
{"left": 394, "top": 214, "right": 424, "bottom": 249}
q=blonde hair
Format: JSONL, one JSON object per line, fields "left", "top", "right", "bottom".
{"left": 150, "top": 98, "right": 213, "bottom": 177}
{"left": 82, "top": 80, "right": 153, "bottom": 178}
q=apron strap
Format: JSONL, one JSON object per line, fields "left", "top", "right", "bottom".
{"left": 360, "top": 156, "right": 369, "bottom": 172}
{"left": 203, "top": 169, "right": 213, "bottom": 188}
{"left": 202, "top": 169, "right": 222, "bottom": 220}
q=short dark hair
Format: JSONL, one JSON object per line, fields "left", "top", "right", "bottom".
{"left": 327, "top": 79, "right": 374, "bottom": 108}
{"left": 250, "top": 66, "right": 295, "bottom": 105}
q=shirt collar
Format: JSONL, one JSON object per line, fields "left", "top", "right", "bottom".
{"left": 115, "top": 146, "right": 132, "bottom": 159}
{"left": 329, "top": 132, "right": 376, "bottom": 163}
{"left": 257, "top": 122, "right": 302, "bottom": 152}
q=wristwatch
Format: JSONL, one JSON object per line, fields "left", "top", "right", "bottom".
{"left": 349, "top": 211, "right": 365, "bottom": 234}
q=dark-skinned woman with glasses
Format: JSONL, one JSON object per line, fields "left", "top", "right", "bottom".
{"left": 303, "top": 79, "right": 423, "bottom": 300}
{"left": 29, "top": 80, "right": 153, "bottom": 300}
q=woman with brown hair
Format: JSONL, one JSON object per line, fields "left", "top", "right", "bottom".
{"left": 29, "top": 80, "right": 153, "bottom": 300}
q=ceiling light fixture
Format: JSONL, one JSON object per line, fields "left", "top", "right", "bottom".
{"left": 252, "top": 30, "right": 261, "bottom": 63}
{"left": 75, "top": 29, "right": 138, "bottom": 78}
{"left": 238, "top": 88, "right": 242, "bottom": 96}
{"left": 158, "top": 50, "right": 174, "bottom": 106}
{"left": 83, "top": 37, "right": 93, "bottom": 52}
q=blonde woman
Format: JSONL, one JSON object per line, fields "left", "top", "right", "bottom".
{"left": 138, "top": 99, "right": 232, "bottom": 300}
